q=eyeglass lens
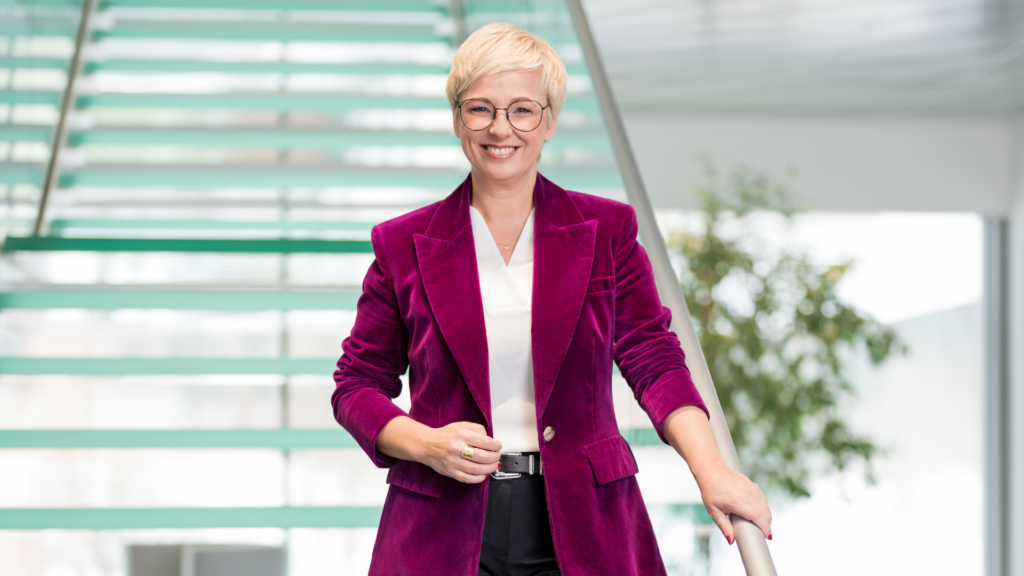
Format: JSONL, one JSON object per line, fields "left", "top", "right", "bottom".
{"left": 460, "top": 99, "right": 545, "bottom": 131}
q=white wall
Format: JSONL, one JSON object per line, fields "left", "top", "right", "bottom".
{"left": 623, "top": 116, "right": 1016, "bottom": 214}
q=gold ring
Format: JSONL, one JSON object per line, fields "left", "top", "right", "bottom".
{"left": 461, "top": 446, "right": 474, "bottom": 461}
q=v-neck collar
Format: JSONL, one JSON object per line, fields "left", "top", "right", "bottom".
{"left": 469, "top": 205, "right": 535, "bottom": 270}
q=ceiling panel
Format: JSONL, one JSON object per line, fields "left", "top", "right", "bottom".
{"left": 584, "top": 0, "right": 1024, "bottom": 114}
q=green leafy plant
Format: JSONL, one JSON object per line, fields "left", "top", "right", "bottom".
{"left": 668, "top": 158, "right": 905, "bottom": 499}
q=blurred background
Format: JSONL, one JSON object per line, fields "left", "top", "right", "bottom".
{"left": 1, "top": 1, "right": 1021, "bottom": 575}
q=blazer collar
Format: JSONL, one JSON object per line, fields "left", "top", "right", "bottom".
{"left": 421, "top": 174, "right": 473, "bottom": 241}
{"left": 414, "top": 172, "right": 597, "bottom": 432}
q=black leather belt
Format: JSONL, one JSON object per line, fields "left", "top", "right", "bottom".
{"left": 490, "top": 451, "right": 542, "bottom": 480}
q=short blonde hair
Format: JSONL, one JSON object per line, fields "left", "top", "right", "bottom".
{"left": 446, "top": 23, "right": 568, "bottom": 120}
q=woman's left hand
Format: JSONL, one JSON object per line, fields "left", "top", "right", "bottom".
{"left": 694, "top": 462, "right": 772, "bottom": 545}
{"left": 662, "top": 406, "right": 773, "bottom": 545}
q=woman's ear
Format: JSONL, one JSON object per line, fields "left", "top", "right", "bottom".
{"left": 453, "top": 111, "right": 462, "bottom": 139}
{"left": 543, "top": 114, "right": 558, "bottom": 143}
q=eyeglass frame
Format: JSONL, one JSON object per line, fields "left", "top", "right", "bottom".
{"left": 456, "top": 98, "right": 552, "bottom": 132}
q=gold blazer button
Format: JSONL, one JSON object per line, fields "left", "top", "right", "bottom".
{"left": 543, "top": 426, "right": 555, "bottom": 442}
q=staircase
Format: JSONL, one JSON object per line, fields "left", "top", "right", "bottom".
{"left": 1, "top": 0, "right": 618, "bottom": 524}
{"left": 0, "top": 0, "right": 715, "bottom": 572}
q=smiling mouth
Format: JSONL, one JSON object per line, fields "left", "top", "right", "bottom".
{"left": 483, "top": 145, "right": 519, "bottom": 158}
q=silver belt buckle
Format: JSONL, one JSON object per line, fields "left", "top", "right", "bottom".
{"left": 490, "top": 452, "right": 522, "bottom": 480}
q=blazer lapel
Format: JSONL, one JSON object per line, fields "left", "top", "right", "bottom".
{"left": 531, "top": 174, "right": 597, "bottom": 419}
{"left": 413, "top": 176, "right": 492, "bottom": 429}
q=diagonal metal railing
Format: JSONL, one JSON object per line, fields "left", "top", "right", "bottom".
{"left": 565, "top": 1, "right": 778, "bottom": 574}
{"left": 32, "top": 0, "right": 94, "bottom": 236}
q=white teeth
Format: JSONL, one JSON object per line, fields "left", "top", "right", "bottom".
{"left": 486, "top": 146, "right": 515, "bottom": 156}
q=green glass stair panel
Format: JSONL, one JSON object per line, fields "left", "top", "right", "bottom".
{"left": 66, "top": 127, "right": 610, "bottom": 150}
{"left": 80, "top": 60, "right": 588, "bottom": 75}
{"left": 84, "top": 60, "right": 451, "bottom": 74}
{"left": 0, "top": 504, "right": 712, "bottom": 530}
{"left": 99, "top": 0, "right": 447, "bottom": 12}
{"left": 3, "top": 0, "right": 81, "bottom": 7}
{"left": 48, "top": 219, "right": 376, "bottom": 231}
{"left": 55, "top": 166, "right": 458, "bottom": 188}
{"left": 0, "top": 357, "right": 335, "bottom": 375}
{"left": 621, "top": 427, "right": 662, "bottom": 447}
{"left": 2, "top": 237, "right": 373, "bottom": 253}
{"left": 0, "top": 429, "right": 359, "bottom": 449}
{"left": 0, "top": 126, "right": 52, "bottom": 143}
{"left": 0, "top": 91, "right": 62, "bottom": 106}
{"left": 0, "top": 289, "right": 360, "bottom": 310}
{"left": 0, "top": 504, "right": 711, "bottom": 530}
{"left": 0, "top": 19, "right": 77, "bottom": 37}
{"left": 651, "top": 503, "right": 716, "bottom": 527}
{"left": 460, "top": 1, "right": 570, "bottom": 15}
{"left": 75, "top": 93, "right": 600, "bottom": 112}
{"left": 0, "top": 57, "right": 70, "bottom": 70}
{"left": 90, "top": 22, "right": 449, "bottom": 43}
{"left": 0, "top": 162, "right": 43, "bottom": 185}
{"left": 0, "top": 506, "right": 383, "bottom": 530}
{"left": 54, "top": 167, "right": 618, "bottom": 189}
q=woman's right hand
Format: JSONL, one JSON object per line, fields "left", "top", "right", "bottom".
{"left": 418, "top": 421, "right": 502, "bottom": 484}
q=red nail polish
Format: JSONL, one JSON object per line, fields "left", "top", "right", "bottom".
{"left": 497, "top": 463, "right": 502, "bottom": 468}
{"left": 768, "top": 534, "right": 773, "bottom": 540}
{"left": 726, "top": 536, "right": 733, "bottom": 545}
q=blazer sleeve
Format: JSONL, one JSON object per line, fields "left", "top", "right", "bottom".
{"left": 332, "top": 225, "right": 411, "bottom": 468}
{"left": 612, "top": 204, "right": 710, "bottom": 445}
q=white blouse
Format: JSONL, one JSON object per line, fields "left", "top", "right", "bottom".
{"left": 469, "top": 204, "right": 539, "bottom": 453}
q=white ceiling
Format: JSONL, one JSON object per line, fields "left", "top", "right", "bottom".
{"left": 583, "top": 0, "right": 1024, "bottom": 115}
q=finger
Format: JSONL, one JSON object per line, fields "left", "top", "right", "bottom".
{"left": 451, "top": 422, "right": 500, "bottom": 446}
{"left": 735, "top": 513, "right": 772, "bottom": 543}
{"left": 450, "top": 469, "right": 488, "bottom": 484}
{"left": 464, "top": 431, "right": 502, "bottom": 453}
{"left": 706, "top": 505, "right": 734, "bottom": 545}
{"left": 455, "top": 459, "right": 501, "bottom": 476}
{"left": 462, "top": 446, "right": 501, "bottom": 464}
{"left": 733, "top": 491, "right": 772, "bottom": 540}
{"left": 729, "top": 508, "right": 771, "bottom": 541}
{"left": 751, "top": 509, "right": 772, "bottom": 540}
{"left": 456, "top": 421, "right": 487, "bottom": 436}
{"left": 450, "top": 445, "right": 500, "bottom": 470}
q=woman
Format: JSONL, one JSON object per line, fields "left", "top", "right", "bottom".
{"left": 332, "top": 23, "right": 772, "bottom": 576}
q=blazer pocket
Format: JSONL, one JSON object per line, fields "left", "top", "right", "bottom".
{"left": 386, "top": 459, "right": 444, "bottom": 498}
{"left": 582, "top": 434, "right": 640, "bottom": 485}
{"left": 586, "top": 275, "right": 615, "bottom": 294}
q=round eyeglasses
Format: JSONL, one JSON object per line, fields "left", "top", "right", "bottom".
{"left": 457, "top": 99, "right": 551, "bottom": 132}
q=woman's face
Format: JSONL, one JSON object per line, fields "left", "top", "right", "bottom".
{"left": 453, "top": 69, "right": 558, "bottom": 186}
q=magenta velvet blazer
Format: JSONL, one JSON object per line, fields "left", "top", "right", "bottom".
{"left": 332, "top": 172, "right": 709, "bottom": 576}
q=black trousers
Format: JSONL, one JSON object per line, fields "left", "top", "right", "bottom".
{"left": 478, "top": 461, "right": 561, "bottom": 576}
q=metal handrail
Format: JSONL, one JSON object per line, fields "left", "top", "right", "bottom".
{"left": 564, "top": 1, "right": 778, "bottom": 573}
{"left": 32, "top": 0, "right": 95, "bottom": 237}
